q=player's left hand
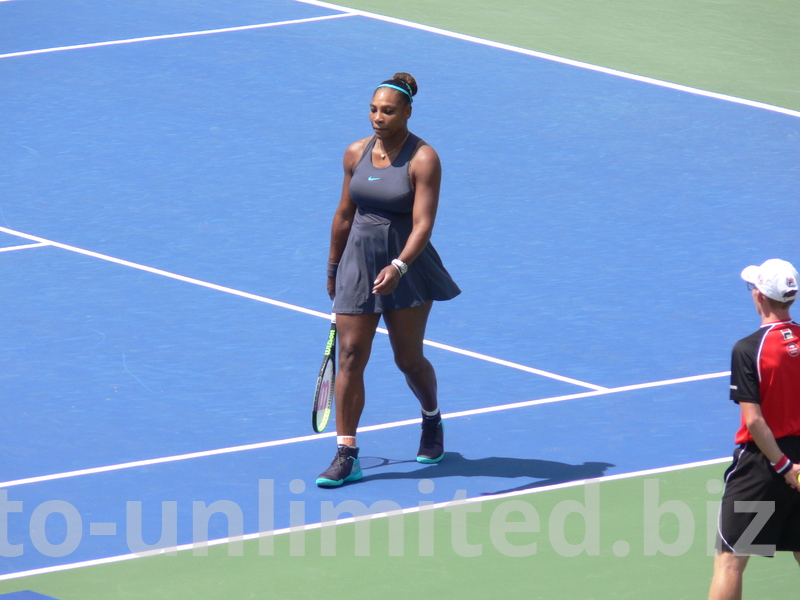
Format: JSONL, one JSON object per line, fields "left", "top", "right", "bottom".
{"left": 372, "top": 265, "right": 401, "bottom": 295}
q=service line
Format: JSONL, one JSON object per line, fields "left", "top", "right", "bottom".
{"left": 0, "top": 242, "right": 50, "bottom": 253}
{"left": 0, "top": 370, "right": 727, "bottom": 490}
{"left": 0, "top": 13, "right": 355, "bottom": 60}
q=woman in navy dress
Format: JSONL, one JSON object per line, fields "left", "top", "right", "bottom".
{"left": 317, "top": 73, "right": 460, "bottom": 487}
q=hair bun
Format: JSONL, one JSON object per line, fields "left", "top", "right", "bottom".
{"left": 391, "top": 72, "right": 418, "bottom": 97}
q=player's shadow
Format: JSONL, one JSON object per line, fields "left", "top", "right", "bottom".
{"left": 361, "top": 452, "right": 614, "bottom": 495}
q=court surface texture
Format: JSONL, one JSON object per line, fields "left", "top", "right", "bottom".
{"left": 0, "top": 0, "right": 798, "bottom": 598}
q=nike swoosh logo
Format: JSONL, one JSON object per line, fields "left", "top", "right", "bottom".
{"left": 368, "top": 176, "right": 381, "bottom": 181}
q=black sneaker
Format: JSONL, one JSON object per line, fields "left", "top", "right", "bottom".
{"left": 316, "top": 445, "right": 363, "bottom": 487}
{"left": 417, "top": 413, "right": 444, "bottom": 464}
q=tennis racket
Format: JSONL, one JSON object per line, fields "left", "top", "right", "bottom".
{"left": 312, "top": 313, "right": 336, "bottom": 433}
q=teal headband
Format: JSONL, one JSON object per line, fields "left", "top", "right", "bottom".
{"left": 376, "top": 83, "right": 413, "bottom": 104}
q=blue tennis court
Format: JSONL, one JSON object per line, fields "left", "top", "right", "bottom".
{"left": 0, "top": 0, "right": 798, "bottom": 596}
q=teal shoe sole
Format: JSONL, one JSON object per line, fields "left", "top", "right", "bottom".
{"left": 416, "top": 453, "right": 444, "bottom": 464}
{"left": 316, "top": 461, "right": 363, "bottom": 487}
{"left": 417, "top": 420, "right": 444, "bottom": 464}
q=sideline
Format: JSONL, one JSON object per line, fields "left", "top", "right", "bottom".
{"left": 0, "top": 225, "right": 606, "bottom": 391}
{"left": 295, "top": 0, "right": 800, "bottom": 119}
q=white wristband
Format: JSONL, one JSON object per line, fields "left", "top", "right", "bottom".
{"left": 391, "top": 259, "right": 408, "bottom": 276}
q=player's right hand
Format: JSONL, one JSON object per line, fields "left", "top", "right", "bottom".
{"left": 327, "top": 276, "right": 336, "bottom": 300}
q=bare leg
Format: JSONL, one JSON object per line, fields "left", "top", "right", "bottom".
{"left": 383, "top": 301, "right": 438, "bottom": 413}
{"left": 708, "top": 552, "right": 749, "bottom": 600}
{"left": 334, "top": 312, "right": 381, "bottom": 441}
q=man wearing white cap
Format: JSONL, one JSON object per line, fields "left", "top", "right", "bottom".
{"left": 709, "top": 259, "right": 800, "bottom": 600}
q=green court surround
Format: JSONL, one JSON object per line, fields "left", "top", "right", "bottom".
{"left": 332, "top": 0, "right": 800, "bottom": 111}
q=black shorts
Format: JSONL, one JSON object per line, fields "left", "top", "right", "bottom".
{"left": 717, "top": 437, "right": 800, "bottom": 556}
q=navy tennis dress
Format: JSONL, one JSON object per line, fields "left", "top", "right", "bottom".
{"left": 333, "top": 133, "right": 461, "bottom": 314}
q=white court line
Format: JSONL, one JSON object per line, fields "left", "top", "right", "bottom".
{"left": 418, "top": 339, "right": 607, "bottom": 391}
{"left": 0, "top": 226, "right": 330, "bottom": 318}
{"left": 0, "top": 455, "right": 731, "bottom": 582}
{"left": 0, "top": 13, "right": 356, "bottom": 60}
{"left": 0, "top": 242, "right": 49, "bottom": 253}
{"left": 0, "top": 0, "right": 795, "bottom": 120}
{"left": 295, "top": 0, "right": 800, "bottom": 119}
{"left": 0, "top": 7, "right": 740, "bottom": 581}
{"left": 0, "top": 370, "right": 727, "bottom": 490}
{"left": 0, "top": 225, "right": 604, "bottom": 390}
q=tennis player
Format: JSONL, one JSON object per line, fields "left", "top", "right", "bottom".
{"left": 317, "top": 73, "right": 460, "bottom": 487}
{"left": 709, "top": 259, "right": 800, "bottom": 600}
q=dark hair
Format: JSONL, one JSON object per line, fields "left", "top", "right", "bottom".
{"left": 376, "top": 72, "right": 418, "bottom": 105}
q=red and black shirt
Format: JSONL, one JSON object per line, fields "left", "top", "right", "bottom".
{"left": 730, "top": 320, "right": 800, "bottom": 444}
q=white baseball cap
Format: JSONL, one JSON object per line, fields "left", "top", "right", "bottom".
{"left": 741, "top": 259, "right": 799, "bottom": 303}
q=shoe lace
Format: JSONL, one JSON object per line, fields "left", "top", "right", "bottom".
{"left": 331, "top": 446, "right": 354, "bottom": 467}
{"left": 420, "top": 418, "right": 441, "bottom": 448}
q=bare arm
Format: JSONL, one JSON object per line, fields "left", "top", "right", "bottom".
{"left": 372, "top": 143, "right": 442, "bottom": 295}
{"left": 741, "top": 402, "right": 800, "bottom": 491}
{"left": 327, "top": 139, "right": 367, "bottom": 299}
